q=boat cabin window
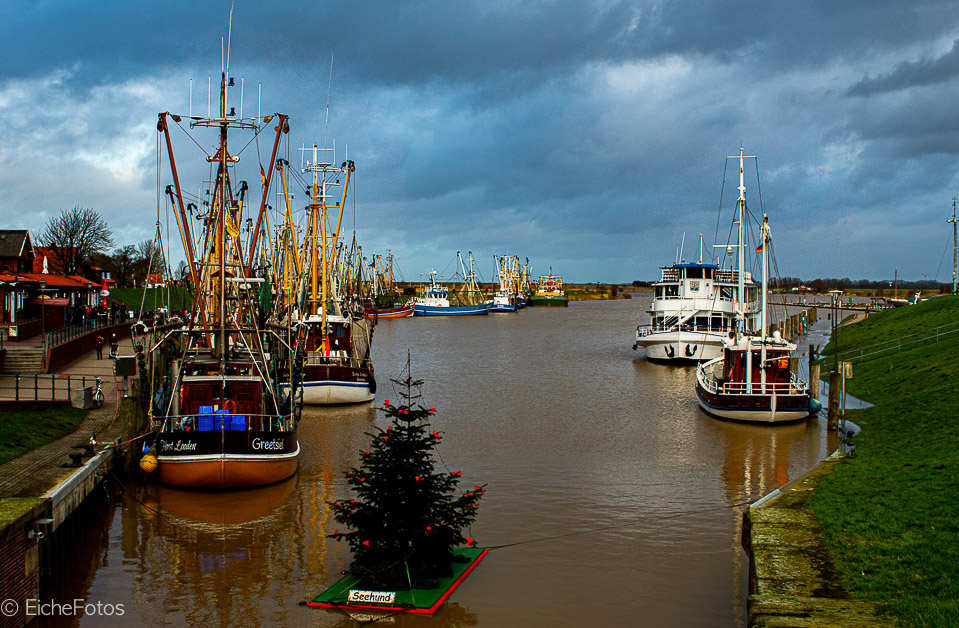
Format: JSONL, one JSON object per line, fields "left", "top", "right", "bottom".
{"left": 746, "top": 286, "right": 758, "bottom": 303}
{"left": 662, "top": 285, "right": 679, "bottom": 299}
{"left": 683, "top": 266, "right": 713, "bottom": 279}
{"left": 720, "top": 287, "right": 735, "bottom": 301}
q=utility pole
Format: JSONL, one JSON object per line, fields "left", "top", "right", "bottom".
{"left": 950, "top": 197, "right": 957, "bottom": 296}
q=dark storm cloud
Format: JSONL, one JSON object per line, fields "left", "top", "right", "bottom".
{"left": 848, "top": 39, "right": 959, "bottom": 96}
{"left": 3, "top": 1, "right": 959, "bottom": 282}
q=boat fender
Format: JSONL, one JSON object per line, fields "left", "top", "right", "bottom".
{"left": 368, "top": 376, "right": 377, "bottom": 394}
{"left": 808, "top": 398, "right": 823, "bottom": 414}
{"left": 665, "top": 345, "right": 675, "bottom": 358}
{"left": 139, "top": 446, "right": 158, "bottom": 474}
{"left": 685, "top": 344, "right": 697, "bottom": 357}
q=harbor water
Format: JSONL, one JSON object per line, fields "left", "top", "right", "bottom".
{"left": 43, "top": 296, "right": 836, "bottom": 627}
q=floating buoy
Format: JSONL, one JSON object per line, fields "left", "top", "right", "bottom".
{"left": 140, "top": 446, "right": 158, "bottom": 473}
{"left": 808, "top": 398, "right": 823, "bottom": 414}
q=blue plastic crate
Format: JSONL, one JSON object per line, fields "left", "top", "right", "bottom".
{"left": 229, "top": 415, "right": 246, "bottom": 431}
{"left": 198, "top": 415, "right": 217, "bottom": 431}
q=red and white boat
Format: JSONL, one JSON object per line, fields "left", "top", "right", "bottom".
{"left": 695, "top": 149, "right": 819, "bottom": 423}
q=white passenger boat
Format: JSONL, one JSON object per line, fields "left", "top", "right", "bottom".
{"left": 634, "top": 249, "right": 759, "bottom": 362}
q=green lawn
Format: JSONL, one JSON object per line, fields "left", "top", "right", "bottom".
{"left": 807, "top": 296, "right": 959, "bottom": 626}
{"left": 109, "top": 286, "right": 192, "bottom": 311}
{"left": 0, "top": 406, "right": 87, "bottom": 466}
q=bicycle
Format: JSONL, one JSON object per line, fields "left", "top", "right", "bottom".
{"left": 93, "top": 377, "right": 105, "bottom": 408}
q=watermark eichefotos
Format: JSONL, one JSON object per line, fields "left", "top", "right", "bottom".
{"left": 1, "top": 599, "right": 125, "bottom": 617}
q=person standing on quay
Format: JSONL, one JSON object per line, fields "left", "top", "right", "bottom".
{"left": 95, "top": 334, "right": 103, "bottom": 360}
{"left": 110, "top": 333, "right": 118, "bottom": 359}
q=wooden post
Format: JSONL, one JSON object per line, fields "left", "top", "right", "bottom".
{"left": 828, "top": 371, "right": 841, "bottom": 430}
{"left": 810, "top": 363, "right": 820, "bottom": 401}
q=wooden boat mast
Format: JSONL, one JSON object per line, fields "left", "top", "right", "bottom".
{"left": 735, "top": 148, "right": 747, "bottom": 342}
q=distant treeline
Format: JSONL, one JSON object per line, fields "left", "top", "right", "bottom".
{"left": 630, "top": 277, "right": 955, "bottom": 294}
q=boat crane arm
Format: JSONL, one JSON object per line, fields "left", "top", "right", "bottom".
{"left": 246, "top": 113, "right": 288, "bottom": 276}
{"left": 159, "top": 113, "right": 198, "bottom": 287}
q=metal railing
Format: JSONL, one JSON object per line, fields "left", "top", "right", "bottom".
{"left": 156, "top": 413, "right": 296, "bottom": 432}
{"left": 636, "top": 324, "right": 728, "bottom": 337}
{"left": 830, "top": 320, "right": 959, "bottom": 365}
{"left": 697, "top": 368, "right": 808, "bottom": 396}
{"left": 42, "top": 317, "right": 122, "bottom": 349}
{"left": 0, "top": 374, "right": 102, "bottom": 402}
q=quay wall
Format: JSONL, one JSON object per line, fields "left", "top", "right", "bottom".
{"left": 0, "top": 395, "right": 138, "bottom": 624}
{"left": 0, "top": 499, "right": 45, "bottom": 628}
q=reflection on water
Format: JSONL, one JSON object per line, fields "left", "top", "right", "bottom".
{"left": 46, "top": 297, "right": 833, "bottom": 627}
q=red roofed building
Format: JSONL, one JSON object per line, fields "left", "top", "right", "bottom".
{"left": 145, "top": 273, "right": 165, "bottom": 288}
{"left": 0, "top": 230, "right": 99, "bottom": 335}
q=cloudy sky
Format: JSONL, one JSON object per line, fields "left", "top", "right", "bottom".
{"left": 2, "top": 1, "right": 959, "bottom": 283}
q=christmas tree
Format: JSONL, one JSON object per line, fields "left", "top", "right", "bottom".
{"left": 328, "top": 369, "right": 485, "bottom": 589}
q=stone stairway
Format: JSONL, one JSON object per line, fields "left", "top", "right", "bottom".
{"left": 2, "top": 347, "right": 46, "bottom": 375}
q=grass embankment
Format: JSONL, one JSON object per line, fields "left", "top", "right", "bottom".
{"left": 0, "top": 407, "right": 86, "bottom": 466}
{"left": 109, "top": 286, "right": 192, "bottom": 311}
{"left": 807, "top": 296, "right": 959, "bottom": 626}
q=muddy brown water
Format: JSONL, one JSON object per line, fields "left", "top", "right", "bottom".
{"left": 41, "top": 297, "right": 835, "bottom": 627}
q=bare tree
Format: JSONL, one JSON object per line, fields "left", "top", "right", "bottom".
{"left": 110, "top": 245, "right": 137, "bottom": 288}
{"left": 38, "top": 206, "right": 114, "bottom": 275}
{"left": 133, "top": 239, "right": 164, "bottom": 285}
{"left": 174, "top": 260, "right": 190, "bottom": 283}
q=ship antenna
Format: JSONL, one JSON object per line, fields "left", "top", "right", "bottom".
{"left": 225, "top": 1, "right": 234, "bottom": 77}
{"left": 324, "top": 52, "right": 334, "bottom": 149}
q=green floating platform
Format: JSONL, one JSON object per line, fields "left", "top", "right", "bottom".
{"left": 307, "top": 547, "right": 488, "bottom": 615}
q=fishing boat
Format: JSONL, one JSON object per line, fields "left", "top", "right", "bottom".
{"left": 368, "top": 253, "right": 413, "bottom": 318}
{"left": 490, "top": 255, "right": 520, "bottom": 313}
{"left": 287, "top": 145, "right": 376, "bottom": 405}
{"left": 528, "top": 270, "right": 569, "bottom": 307}
{"left": 413, "top": 253, "right": 492, "bottom": 316}
{"left": 633, "top": 236, "right": 760, "bottom": 362}
{"left": 144, "top": 59, "right": 301, "bottom": 488}
{"left": 695, "top": 149, "right": 818, "bottom": 423}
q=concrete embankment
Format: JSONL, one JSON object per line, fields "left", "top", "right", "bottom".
{"left": 0, "top": 338, "right": 142, "bottom": 628}
{"left": 744, "top": 454, "right": 893, "bottom": 627}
